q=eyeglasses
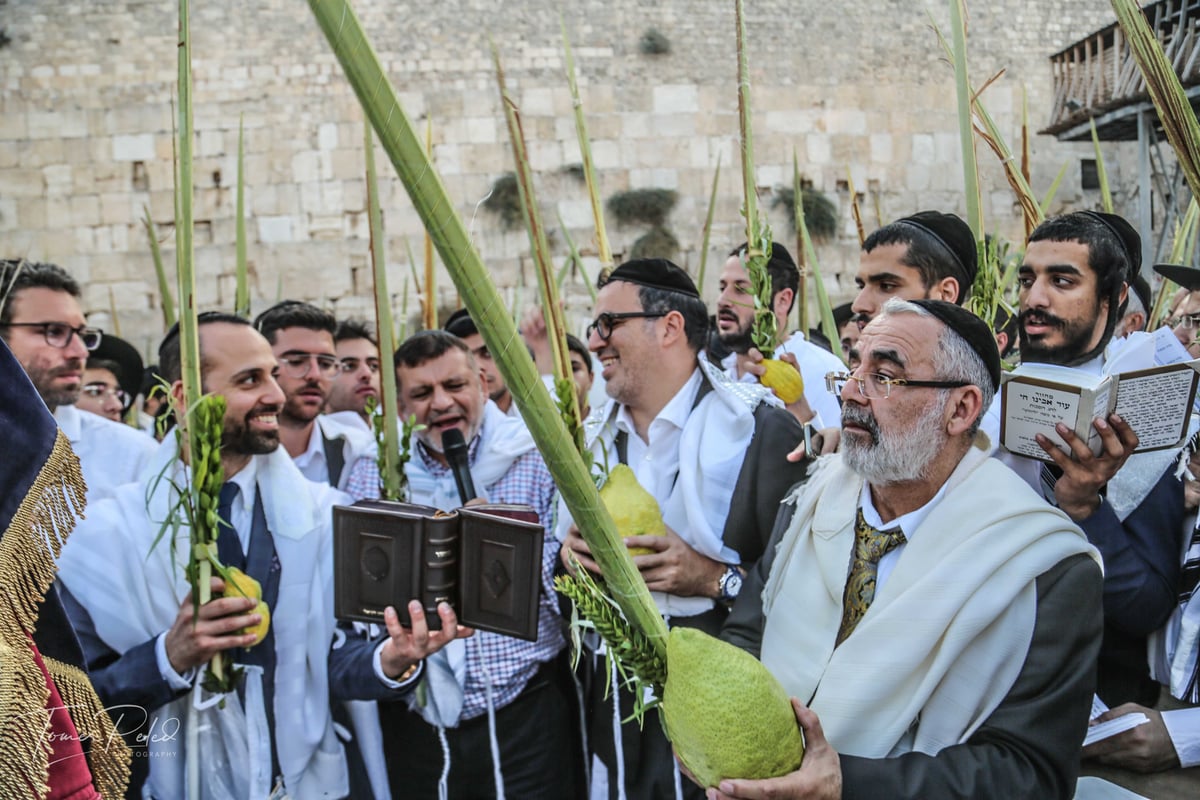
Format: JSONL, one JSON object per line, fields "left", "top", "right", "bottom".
{"left": 586, "top": 312, "right": 667, "bottom": 341}
{"left": 2, "top": 322, "right": 102, "bottom": 350}
{"left": 1170, "top": 312, "right": 1200, "bottom": 330}
{"left": 339, "top": 357, "right": 380, "bottom": 375}
{"left": 278, "top": 352, "right": 341, "bottom": 379}
{"left": 825, "top": 371, "right": 969, "bottom": 400}
{"left": 81, "top": 382, "right": 128, "bottom": 405}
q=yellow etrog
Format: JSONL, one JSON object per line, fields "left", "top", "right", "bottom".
{"left": 662, "top": 627, "right": 803, "bottom": 788}
{"left": 600, "top": 464, "right": 666, "bottom": 556}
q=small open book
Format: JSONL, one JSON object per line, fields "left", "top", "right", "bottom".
{"left": 333, "top": 500, "right": 545, "bottom": 641}
{"left": 999, "top": 359, "right": 1200, "bottom": 463}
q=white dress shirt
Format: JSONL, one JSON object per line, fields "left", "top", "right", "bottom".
{"left": 54, "top": 404, "right": 156, "bottom": 504}
{"left": 859, "top": 479, "right": 949, "bottom": 592}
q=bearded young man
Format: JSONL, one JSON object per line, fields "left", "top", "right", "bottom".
{"left": 56, "top": 313, "right": 465, "bottom": 799}
{"left": 253, "top": 301, "right": 377, "bottom": 497}
{"left": 0, "top": 259, "right": 154, "bottom": 503}
{"left": 720, "top": 299, "right": 1102, "bottom": 800}
{"left": 980, "top": 211, "right": 1187, "bottom": 712}
{"left": 715, "top": 242, "right": 843, "bottom": 425}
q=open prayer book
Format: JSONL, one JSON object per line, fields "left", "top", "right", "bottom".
{"left": 332, "top": 500, "right": 544, "bottom": 641}
{"left": 1000, "top": 330, "right": 1200, "bottom": 463}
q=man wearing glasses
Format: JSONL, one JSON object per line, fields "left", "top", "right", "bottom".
{"left": 0, "top": 259, "right": 154, "bottom": 502}
{"left": 325, "top": 318, "right": 382, "bottom": 432}
{"left": 718, "top": 299, "right": 1102, "bottom": 800}
{"left": 253, "top": 301, "right": 377, "bottom": 498}
{"left": 557, "top": 258, "right": 806, "bottom": 799}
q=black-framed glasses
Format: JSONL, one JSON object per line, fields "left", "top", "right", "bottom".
{"left": 825, "top": 371, "right": 969, "bottom": 400}
{"left": 2, "top": 322, "right": 102, "bottom": 350}
{"left": 586, "top": 311, "right": 667, "bottom": 341}
{"left": 81, "top": 382, "right": 129, "bottom": 405}
{"left": 278, "top": 352, "right": 341, "bottom": 379}
{"left": 339, "top": 356, "right": 380, "bottom": 375}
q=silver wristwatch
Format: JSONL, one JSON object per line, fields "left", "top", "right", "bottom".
{"left": 717, "top": 566, "right": 744, "bottom": 602}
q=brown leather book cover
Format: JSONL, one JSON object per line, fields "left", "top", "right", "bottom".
{"left": 333, "top": 499, "right": 544, "bottom": 641}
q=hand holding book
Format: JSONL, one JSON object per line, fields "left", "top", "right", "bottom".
{"left": 377, "top": 599, "right": 474, "bottom": 680}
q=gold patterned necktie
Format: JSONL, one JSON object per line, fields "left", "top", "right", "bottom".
{"left": 836, "top": 509, "right": 907, "bottom": 646}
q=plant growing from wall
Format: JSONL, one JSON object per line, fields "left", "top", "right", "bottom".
{"left": 639, "top": 28, "right": 671, "bottom": 56}
{"left": 608, "top": 188, "right": 679, "bottom": 261}
{"left": 771, "top": 186, "right": 838, "bottom": 242}
{"left": 483, "top": 172, "right": 523, "bottom": 230}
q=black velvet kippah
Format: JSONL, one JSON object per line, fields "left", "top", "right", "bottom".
{"left": 1154, "top": 262, "right": 1200, "bottom": 292}
{"left": 911, "top": 299, "right": 1001, "bottom": 392}
{"left": 605, "top": 258, "right": 700, "bottom": 298}
{"left": 896, "top": 211, "right": 977, "bottom": 287}
{"left": 1079, "top": 210, "right": 1141, "bottom": 280}
{"left": 443, "top": 307, "right": 478, "bottom": 337}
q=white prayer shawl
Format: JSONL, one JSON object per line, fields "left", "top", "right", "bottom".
{"left": 56, "top": 439, "right": 351, "bottom": 800}
{"left": 760, "top": 435, "right": 1100, "bottom": 758}
{"left": 403, "top": 399, "right": 540, "bottom": 728}
{"left": 405, "top": 400, "right": 538, "bottom": 513}
{"left": 555, "top": 357, "right": 779, "bottom": 617}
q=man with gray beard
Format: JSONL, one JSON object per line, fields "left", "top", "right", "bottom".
{"left": 718, "top": 299, "right": 1103, "bottom": 800}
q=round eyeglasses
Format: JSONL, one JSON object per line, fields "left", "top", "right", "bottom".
{"left": 825, "top": 371, "right": 969, "bottom": 400}
{"left": 278, "top": 352, "right": 341, "bottom": 379}
{"left": 3, "top": 322, "right": 102, "bottom": 350}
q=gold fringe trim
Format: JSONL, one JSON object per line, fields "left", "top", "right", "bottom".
{"left": 45, "top": 657, "right": 132, "bottom": 800}
{"left": 0, "top": 431, "right": 127, "bottom": 799}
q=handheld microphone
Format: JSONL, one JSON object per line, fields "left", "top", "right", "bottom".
{"left": 441, "top": 428, "right": 477, "bottom": 505}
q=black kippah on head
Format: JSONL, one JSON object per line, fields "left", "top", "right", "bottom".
{"left": 604, "top": 258, "right": 700, "bottom": 298}
{"left": 443, "top": 308, "right": 478, "bottom": 338}
{"left": 910, "top": 299, "right": 1001, "bottom": 392}
{"left": 895, "top": 211, "right": 978, "bottom": 289}
{"left": 1078, "top": 210, "right": 1141, "bottom": 281}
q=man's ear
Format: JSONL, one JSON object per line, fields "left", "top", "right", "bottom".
{"left": 660, "top": 309, "right": 687, "bottom": 347}
{"left": 930, "top": 276, "right": 962, "bottom": 303}
{"left": 946, "top": 384, "right": 984, "bottom": 437}
{"left": 772, "top": 288, "right": 795, "bottom": 323}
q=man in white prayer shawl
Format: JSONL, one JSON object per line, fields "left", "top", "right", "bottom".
{"left": 558, "top": 258, "right": 808, "bottom": 800}
{"left": 719, "top": 299, "right": 1103, "bottom": 800}
{"left": 56, "top": 312, "right": 467, "bottom": 800}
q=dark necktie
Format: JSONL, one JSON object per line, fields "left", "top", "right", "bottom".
{"left": 216, "top": 481, "right": 245, "bottom": 569}
{"left": 837, "top": 509, "right": 906, "bottom": 646}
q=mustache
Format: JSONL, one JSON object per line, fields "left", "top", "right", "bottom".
{"left": 1019, "top": 309, "right": 1065, "bottom": 330}
{"left": 841, "top": 403, "right": 879, "bottom": 443}
{"left": 50, "top": 359, "right": 85, "bottom": 376}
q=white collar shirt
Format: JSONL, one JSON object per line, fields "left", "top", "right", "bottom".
{"left": 53, "top": 404, "right": 156, "bottom": 504}
{"left": 859, "top": 479, "right": 950, "bottom": 593}
{"left": 224, "top": 456, "right": 260, "bottom": 554}
{"left": 614, "top": 368, "right": 703, "bottom": 505}
{"left": 292, "top": 423, "right": 329, "bottom": 485}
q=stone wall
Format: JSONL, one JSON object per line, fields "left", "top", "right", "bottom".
{"left": 0, "top": 0, "right": 1131, "bottom": 355}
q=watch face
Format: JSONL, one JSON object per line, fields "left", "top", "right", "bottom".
{"left": 721, "top": 568, "right": 743, "bottom": 600}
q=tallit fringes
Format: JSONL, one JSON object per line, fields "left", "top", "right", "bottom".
{"left": 44, "top": 657, "right": 132, "bottom": 800}
{"left": 0, "top": 430, "right": 95, "bottom": 800}
{"left": 0, "top": 636, "right": 53, "bottom": 800}
{"left": 0, "top": 430, "right": 87, "bottom": 636}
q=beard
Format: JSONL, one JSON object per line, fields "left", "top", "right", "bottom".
{"left": 27, "top": 358, "right": 84, "bottom": 408}
{"left": 282, "top": 380, "right": 325, "bottom": 424}
{"left": 1018, "top": 307, "right": 1102, "bottom": 365}
{"left": 222, "top": 403, "right": 281, "bottom": 455}
{"left": 841, "top": 397, "right": 948, "bottom": 485}
{"left": 717, "top": 313, "right": 754, "bottom": 354}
